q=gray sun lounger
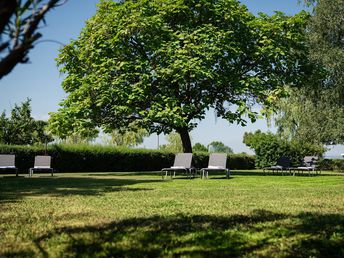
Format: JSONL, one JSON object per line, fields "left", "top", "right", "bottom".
{"left": 201, "top": 153, "right": 230, "bottom": 179}
{"left": 0, "top": 154, "right": 18, "bottom": 176}
{"left": 293, "top": 156, "right": 320, "bottom": 176}
{"left": 263, "top": 156, "right": 291, "bottom": 175}
{"left": 161, "top": 153, "right": 193, "bottom": 179}
{"left": 29, "top": 156, "right": 54, "bottom": 177}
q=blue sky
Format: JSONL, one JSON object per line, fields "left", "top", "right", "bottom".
{"left": 1, "top": 0, "right": 340, "bottom": 155}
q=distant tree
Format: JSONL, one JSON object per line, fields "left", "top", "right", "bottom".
{"left": 274, "top": 87, "right": 344, "bottom": 145}
{"left": 0, "top": 0, "right": 67, "bottom": 79}
{"left": 193, "top": 142, "right": 208, "bottom": 152}
{"left": 0, "top": 99, "right": 53, "bottom": 145}
{"left": 307, "top": 0, "right": 344, "bottom": 99}
{"left": 208, "top": 141, "right": 233, "bottom": 154}
{"left": 50, "top": 0, "right": 313, "bottom": 153}
{"left": 105, "top": 128, "right": 148, "bottom": 147}
{"left": 274, "top": 0, "right": 344, "bottom": 145}
{"left": 243, "top": 130, "right": 325, "bottom": 167}
{"left": 159, "top": 133, "right": 183, "bottom": 153}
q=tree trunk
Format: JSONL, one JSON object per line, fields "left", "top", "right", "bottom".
{"left": 177, "top": 127, "right": 192, "bottom": 153}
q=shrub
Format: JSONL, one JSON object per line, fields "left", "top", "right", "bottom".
{"left": 243, "top": 130, "right": 325, "bottom": 168}
{"left": 0, "top": 144, "right": 255, "bottom": 173}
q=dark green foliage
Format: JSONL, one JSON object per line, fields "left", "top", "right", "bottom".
{"left": 243, "top": 130, "right": 325, "bottom": 168}
{"left": 318, "top": 159, "right": 344, "bottom": 172}
{"left": 0, "top": 144, "right": 255, "bottom": 173}
{"left": 0, "top": 99, "right": 53, "bottom": 145}
{"left": 192, "top": 142, "right": 208, "bottom": 152}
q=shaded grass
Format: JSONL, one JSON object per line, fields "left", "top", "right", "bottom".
{"left": 0, "top": 171, "right": 344, "bottom": 257}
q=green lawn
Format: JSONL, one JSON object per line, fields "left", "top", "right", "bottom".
{"left": 1, "top": 171, "right": 344, "bottom": 257}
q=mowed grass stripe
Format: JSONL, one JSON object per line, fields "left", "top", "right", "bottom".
{"left": 0, "top": 172, "right": 343, "bottom": 257}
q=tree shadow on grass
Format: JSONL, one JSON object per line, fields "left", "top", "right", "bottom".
{"left": 3, "top": 210, "right": 342, "bottom": 257}
{"left": 0, "top": 176, "right": 160, "bottom": 203}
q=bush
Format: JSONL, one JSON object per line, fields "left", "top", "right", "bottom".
{"left": 243, "top": 130, "right": 325, "bottom": 168}
{"left": 318, "top": 159, "right": 344, "bottom": 172}
{"left": 0, "top": 144, "right": 255, "bottom": 173}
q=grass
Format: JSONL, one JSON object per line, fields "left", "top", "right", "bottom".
{"left": 0, "top": 171, "right": 344, "bottom": 257}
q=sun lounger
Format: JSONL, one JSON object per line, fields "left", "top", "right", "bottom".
{"left": 161, "top": 153, "right": 193, "bottom": 179}
{"left": 263, "top": 156, "right": 291, "bottom": 175}
{"left": 201, "top": 153, "right": 230, "bottom": 179}
{"left": 293, "top": 156, "right": 320, "bottom": 176}
{"left": 0, "top": 154, "right": 18, "bottom": 176}
{"left": 29, "top": 155, "right": 54, "bottom": 177}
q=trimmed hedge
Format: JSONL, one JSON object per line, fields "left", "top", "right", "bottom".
{"left": 0, "top": 144, "right": 255, "bottom": 173}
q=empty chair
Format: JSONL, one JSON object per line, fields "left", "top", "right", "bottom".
{"left": 293, "top": 156, "right": 320, "bottom": 176}
{"left": 161, "top": 153, "right": 193, "bottom": 179}
{"left": 29, "top": 155, "right": 54, "bottom": 177}
{"left": 0, "top": 154, "right": 18, "bottom": 176}
{"left": 263, "top": 156, "right": 291, "bottom": 175}
{"left": 201, "top": 153, "right": 230, "bottom": 179}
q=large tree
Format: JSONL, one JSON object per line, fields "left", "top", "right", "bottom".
{"left": 49, "top": 0, "right": 312, "bottom": 152}
{"left": 0, "top": 0, "right": 66, "bottom": 79}
{"left": 274, "top": 0, "right": 344, "bottom": 145}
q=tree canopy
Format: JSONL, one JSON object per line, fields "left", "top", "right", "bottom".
{"left": 0, "top": 99, "right": 53, "bottom": 145}
{"left": 49, "top": 0, "right": 312, "bottom": 152}
{"left": 0, "top": 0, "right": 66, "bottom": 79}
{"left": 274, "top": 0, "right": 344, "bottom": 145}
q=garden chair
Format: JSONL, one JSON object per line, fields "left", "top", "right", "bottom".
{"left": 201, "top": 153, "right": 230, "bottom": 179}
{"left": 29, "top": 155, "right": 54, "bottom": 177}
{"left": 161, "top": 153, "right": 194, "bottom": 179}
{"left": 293, "top": 156, "right": 320, "bottom": 176}
{"left": 0, "top": 154, "right": 18, "bottom": 176}
{"left": 263, "top": 156, "right": 291, "bottom": 175}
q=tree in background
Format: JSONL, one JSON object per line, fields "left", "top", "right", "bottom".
{"left": 193, "top": 143, "right": 208, "bottom": 152}
{"left": 105, "top": 128, "right": 148, "bottom": 147}
{"left": 0, "top": 99, "right": 53, "bottom": 145}
{"left": 159, "top": 133, "right": 183, "bottom": 153}
{"left": 0, "top": 0, "right": 67, "bottom": 79}
{"left": 208, "top": 141, "right": 233, "bottom": 154}
{"left": 49, "top": 0, "right": 313, "bottom": 153}
{"left": 243, "top": 130, "right": 325, "bottom": 167}
{"left": 274, "top": 0, "right": 344, "bottom": 145}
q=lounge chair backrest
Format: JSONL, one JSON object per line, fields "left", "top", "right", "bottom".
{"left": 276, "top": 156, "right": 291, "bottom": 168}
{"left": 208, "top": 153, "right": 227, "bottom": 168}
{"left": 0, "top": 155, "right": 15, "bottom": 167}
{"left": 34, "top": 156, "right": 51, "bottom": 168}
{"left": 303, "top": 156, "right": 318, "bottom": 166}
{"left": 173, "top": 153, "right": 192, "bottom": 168}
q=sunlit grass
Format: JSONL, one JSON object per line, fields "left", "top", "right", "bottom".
{"left": 1, "top": 171, "right": 344, "bottom": 257}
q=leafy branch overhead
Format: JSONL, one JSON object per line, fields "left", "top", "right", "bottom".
{"left": 0, "top": 0, "right": 67, "bottom": 79}
{"left": 50, "top": 0, "right": 314, "bottom": 152}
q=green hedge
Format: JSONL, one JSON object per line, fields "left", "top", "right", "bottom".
{"left": 0, "top": 144, "right": 255, "bottom": 173}
{"left": 318, "top": 159, "right": 344, "bottom": 172}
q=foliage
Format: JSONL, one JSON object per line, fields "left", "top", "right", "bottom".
{"left": 308, "top": 0, "right": 344, "bottom": 97}
{"left": 0, "top": 0, "right": 66, "bottom": 79}
{"left": 193, "top": 142, "right": 208, "bottom": 152}
{"left": 243, "top": 130, "right": 325, "bottom": 167}
{"left": 208, "top": 141, "right": 233, "bottom": 153}
{"left": 0, "top": 99, "right": 53, "bottom": 145}
{"left": 1, "top": 173, "right": 344, "bottom": 257}
{"left": 50, "top": 0, "right": 312, "bottom": 152}
{"left": 159, "top": 133, "right": 183, "bottom": 153}
{"left": 274, "top": 0, "right": 344, "bottom": 145}
{"left": 274, "top": 87, "right": 344, "bottom": 145}
{"left": 105, "top": 128, "right": 148, "bottom": 147}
